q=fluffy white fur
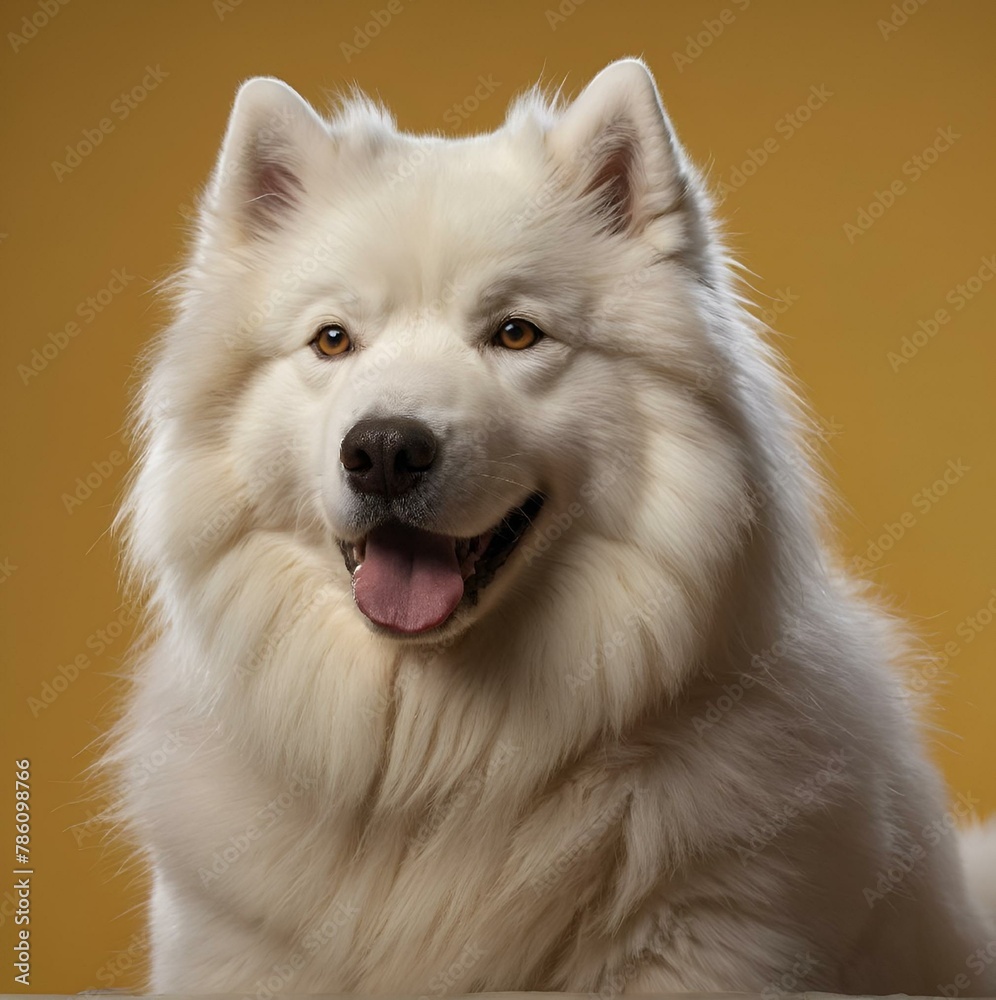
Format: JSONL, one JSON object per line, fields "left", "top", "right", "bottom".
{"left": 107, "top": 59, "right": 996, "bottom": 994}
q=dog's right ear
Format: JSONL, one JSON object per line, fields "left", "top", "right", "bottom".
{"left": 206, "top": 77, "right": 330, "bottom": 242}
{"left": 546, "top": 59, "right": 696, "bottom": 238}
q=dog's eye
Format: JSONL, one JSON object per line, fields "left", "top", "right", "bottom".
{"left": 493, "top": 319, "right": 544, "bottom": 351}
{"left": 312, "top": 324, "right": 352, "bottom": 358}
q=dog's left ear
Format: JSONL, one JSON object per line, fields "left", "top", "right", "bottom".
{"left": 547, "top": 59, "right": 693, "bottom": 236}
{"left": 206, "top": 77, "right": 331, "bottom": 242}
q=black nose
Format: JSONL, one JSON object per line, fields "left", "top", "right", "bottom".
{"left": 340, "top": 417, "right": 437, "bottom": 497}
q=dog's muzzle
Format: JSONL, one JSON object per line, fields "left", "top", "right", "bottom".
{"left": 337, "top": 417, "right": 543, "bottom": 637}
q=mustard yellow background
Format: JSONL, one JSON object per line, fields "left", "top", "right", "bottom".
{"left": 2, "top": 0, "right": 994, "bottom": 990}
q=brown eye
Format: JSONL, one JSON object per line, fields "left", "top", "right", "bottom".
{"left": 493, "top": 318, "right": 544, "bottom": 351}
{"left": 312, "top": 324, "right": 352, "bottom": 358}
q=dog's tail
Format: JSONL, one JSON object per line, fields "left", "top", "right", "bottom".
{"left": 960, "top": 818, "right": 996, "bottom": 930}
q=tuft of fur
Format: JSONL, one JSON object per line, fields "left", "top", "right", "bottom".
{"left": 106, "top": 58, "right": 996, "bottom": 994}
{"left": 960, "top": 820, "right": 996, "bottom": 928}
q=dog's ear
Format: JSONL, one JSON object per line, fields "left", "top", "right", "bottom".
{"left": 207, "top": 77, "right": 329, "bottom": 241}
{"left": 547, "top": 59, "right": 693, "bottom": 236}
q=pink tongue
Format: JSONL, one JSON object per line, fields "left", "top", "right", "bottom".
{"left": 353, "top": 524, "right": 465, "bottom": 634}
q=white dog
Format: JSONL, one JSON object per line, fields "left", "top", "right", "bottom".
{"left": 107, "top": 58, "right": 996, "bottom": 994}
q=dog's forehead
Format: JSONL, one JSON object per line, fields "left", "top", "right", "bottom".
{"left": 387, "top": 135, "right": 546, "bottom": 238}
{"left": 313, "top": 131, "right": 569, "bottom": 306}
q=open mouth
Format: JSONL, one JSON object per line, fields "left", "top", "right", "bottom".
{"left": 339, "top": 492, "right": 545, "bottom": 636}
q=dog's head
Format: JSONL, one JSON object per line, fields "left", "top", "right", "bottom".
{"left": 128, "top": 60, "right": 765, "bottom": 682}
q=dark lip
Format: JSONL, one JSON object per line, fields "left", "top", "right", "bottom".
{"left": 337, "top": 491, "right": 546, "bottom": 608}
{"left": 463, "top": 491, "right": 545, "bottom": 601}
